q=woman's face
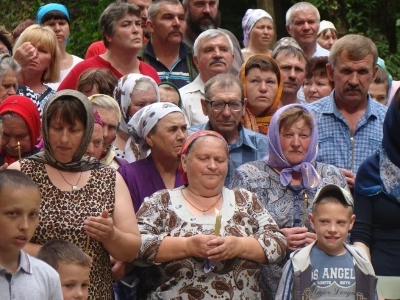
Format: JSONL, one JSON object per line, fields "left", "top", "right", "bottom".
{"left": 95, "top": 107, "right": 119, "bottom": 154}
{"left": 159, "top": 87, "right": 180, "bottom": 106}
{"left": 317, "top": 29, "right": 337, "bottom": 50}
{"left": 43, "top": 18, "right": 70, "bottom": 46}
{"left": 1, "top": 116, "right": 32, "bottom": 157}
{"left": 48, "top": 114, "right": 85, "bottom": 163}
{"left": 245, "top": 68, "right": 278, "bottom": 117}
{"left": 145, "top": 112, "right": 187, "bottom": 159}
{"left": 303, "top": 75, "right": 333, "bottom": 103}
{"left": 368, "top": 82, "right": 388, "bottom": 105}
{"left": 249, "top": 18, "right": 274, "bottom": 48}
{"left": 279, "top": 119, "right": 311, "bottom": 165}
{"left": 85, "top": 123, "right": 103, "bottom": 160}
{"left": 25, "top": 42, "right": 52, "bottom": 74}
{"left": 181, "top": 136, "right": 228, "bottom": 190}
{"left": 0, "top": 70, "right": 18, "bottom": 102}
{"left": 129, "top": 89, "right": 158, "bottom": 117}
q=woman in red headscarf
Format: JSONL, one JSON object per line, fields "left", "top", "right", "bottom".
{"left": 0, "top": 95, "right": 41, "bottom": 168}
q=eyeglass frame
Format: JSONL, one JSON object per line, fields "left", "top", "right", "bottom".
{"left": 204, "top": 99, "right": 244, "bottom": 112}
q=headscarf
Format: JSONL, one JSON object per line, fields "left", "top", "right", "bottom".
{"left": 356, "top": 89, "right": 400, "bottom": 202}
{"left": 0, "top": 95, "right": 41, "bottom": 164}
{"left": 178, "top": 130, "right": 229, "bottom": 185}
{"left": 242, "top": 9, "right": 273, "bottom": 48}
{"left": 36, "top": 3, "right": 70, "bottom": 24}
{"left": 127, "top": 102, "right": 183, "bottom": 162}
{"left": 317, "top": 20, "right": 336, "bottom": 36}
{"left": 28, "top": 90, "right": 103, "bottom": 171}
{"left": 158, "top": 81, "right": 183, "bottom": 108}
{"left": 265, "top": 104, "right": 320, "bottom": 189}
{"left": 114, "top": 73, "right": 160, "bottom": 135}
{"left": 239, "top": 54, "right": 283, "bottom": 135}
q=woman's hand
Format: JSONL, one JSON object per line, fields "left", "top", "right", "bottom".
{"left": 206, "top": 236, "right": 241, "bottom": 261}
{"left": 110, "top": 256, "right": 128, "bottom": 281}
{"left": 13, "top": 42, "right": 38, "bottom": 67}
{"left": 84, "top": 210, "right": 115, "bottom": 243}
{"left": 280, "top": 227, "right": 309, "bottom": 251}
{"left": 339, "top": 168, "right": 356, "bottom": 189}
{"left": 0, "top": 163, "right": 9, "bottom": 171}
{"left": 186, "top": 235, "right": 216, "bottom": 258}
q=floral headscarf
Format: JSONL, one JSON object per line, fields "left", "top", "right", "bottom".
{"left": 178, "top": 130, "right": 229, "bottom": 185}
{"left": 242, "top": 9, "right": 273, "bottom": 48}
{"left": 239, "top": 54, "right": 283, "bottom": 135}
{"left": 265, "top": 104, "right": 320, "bottom": 189}
{"left": 127, "top": 102, "right": 183, "bottom": 162}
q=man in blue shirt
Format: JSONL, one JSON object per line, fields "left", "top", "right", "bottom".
{"left": 189, "top": 73, "right": 268, "bottom": 185}
{"left": 307, "top": 34, "right": 387, "bottom": 189}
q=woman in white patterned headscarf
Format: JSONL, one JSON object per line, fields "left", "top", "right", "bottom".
{"left": 113, "top": 73, "right": 160, "bottom": 162}
{"left": 241, "top": 9, "right": 274, "bottom": 60}
{"left": 117, "top": 102, "right": 187, "bottom": 212}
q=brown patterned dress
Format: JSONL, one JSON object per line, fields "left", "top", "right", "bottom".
{"left": 135, "top": 186, "right": 287, "bottom": 300}
{"left": 21, "top": 159, "right": 115, "bottom": 300}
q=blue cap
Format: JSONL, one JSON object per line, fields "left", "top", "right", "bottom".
{"left": 36, "top": 3, "right": 70, "bottom": 24}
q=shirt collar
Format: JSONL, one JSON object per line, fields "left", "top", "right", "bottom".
{"left": 0, "top": 251, "right": 32, "bottom": 275}
{"left": 145, "top": 41, "right": 190, "bottom": 59}
{"left": 183, "top": 75, "right": 204, "bottom": 94}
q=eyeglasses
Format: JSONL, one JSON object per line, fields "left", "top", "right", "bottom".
{"left": 205, "top": 99, "right": 244, "bottom": 112}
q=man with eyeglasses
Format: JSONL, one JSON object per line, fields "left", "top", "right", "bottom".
{"left": 180, "top": 28, "right": 234, "bottom": 126}
{"left": 189, "top": 73, "right": 268, "bottom": 185}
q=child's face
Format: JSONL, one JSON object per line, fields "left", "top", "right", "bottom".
{"left": 309, "top": 202, "right": 355, "bottom": 256}
{"left": 58, "top": 262, "right": 90, "bottom": 300}
{"left": 0, "top": 186, "right": 40, "bottom": 254}
{"left": 368, "top": 82, "right": 388, "bottom": 105}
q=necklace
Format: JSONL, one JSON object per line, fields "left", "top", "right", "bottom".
{"left": 181, "top": 188, "right": 222, "bottom": 216}
{"left": 58, "top": 170, "right": 83, "bottom": 191}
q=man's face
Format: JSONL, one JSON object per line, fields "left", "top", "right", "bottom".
{"left": 185, "top": 0, "right": 218, "bottom": 34}
{"left": 327, "top": 50, "right": 377, "bottom": 106}
{"left": 147, "top": 3, "right": 186, "bottom": 44}
{"left": 201, "top": 84, "right": 245, "bottom": 136}
{"left": 286, "top": 9, "right": 319, "bottom": 48}
{"left": 128, "top": 0, "right": 152, "bottom": 33}
{"left": 275, "top": 52, "right": 307, "bottom": 95}
{"left": 193, "top": 35, "right": 234, "bottom": 82}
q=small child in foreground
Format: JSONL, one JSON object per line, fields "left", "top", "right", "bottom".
{"left": 275, "top": 184, "right": 378, "bottom": 299}
{"left": 0, "top": 169, "right": 63, "bottom": 299}
{"left": 37, "top": 239, "right": 91, "bottom": 300}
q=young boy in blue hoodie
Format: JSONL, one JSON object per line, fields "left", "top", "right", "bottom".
{"left": 276, "top": 184, "right": 378, "bottom": 299}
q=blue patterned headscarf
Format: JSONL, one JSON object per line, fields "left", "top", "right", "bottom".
{"left": 265, "top": 104, "right": 320, "bottom": 189}
{"left": 241, "top": 9, "right": 273, "bottom": 47}
{"left": 36, "top": 3, "right": 70, "bottom": 24}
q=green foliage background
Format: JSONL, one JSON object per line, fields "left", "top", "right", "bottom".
{"left": 1, "top": 0, "right": 400, "bottom": 78}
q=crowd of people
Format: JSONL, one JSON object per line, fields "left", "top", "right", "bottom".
{"left": 0, "top": 0, "right": 399, "bottom": 299}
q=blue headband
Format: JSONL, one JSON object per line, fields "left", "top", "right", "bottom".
{"left": 36, "top": 3, "right": 70, "bottom": 24}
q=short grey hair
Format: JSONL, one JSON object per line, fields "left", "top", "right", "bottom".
{"left": 100, "top": 2, "right": 140, "bottom": 48}
{"left": 89, "top": 94, "right": 121, "bottom": 122}
{"left": 182, "top": 0, "right": 220, "bottom": 6}
{"left": 193, "top": 29, "right": 233, "bottom": 57}
{"left": 132, "top": 77, "right": 157, "bottom": 93}
{"left": 285, "top": 2, "right": 320, "bottom": 27}
{"left": 147, "top": 0, "right": 182, "bottom": 22}
{"left": 0, "top": 56, "right": 21, "bottom": 82}
{"left": 204, "top": 73, "right": 244, "bottom": 100}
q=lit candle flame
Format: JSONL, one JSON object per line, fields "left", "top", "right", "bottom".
{"left": 17, "top": 141, "right": 21, "bottom": 160}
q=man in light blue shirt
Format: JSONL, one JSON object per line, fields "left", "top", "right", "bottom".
{"left": 189, "top": 73, "right": 268, "bottom": 185}
{"left": 307, "top": 34, "right": 387, "bottom": 189}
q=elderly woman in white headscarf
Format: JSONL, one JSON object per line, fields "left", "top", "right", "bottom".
{"left": 113, "top": 73, "right": 160, "bottom": 162}
{"left": 241, "top": 8, "right": 274, "bottom": 60}
{"left": 117, "top": 102, "right": 187, "bottom": 212}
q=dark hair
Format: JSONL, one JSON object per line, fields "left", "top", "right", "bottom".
{"left": 244, "top": 56, "right": 281, "bottom": 85}
{"left": 12, "top": 19, "right": 36, "bottom": 42}
{"left": 0, "top": 169, "right": 38, "bottom": 193}
{"left": 318, "top": 28, "right": 338, "bottom": 40}
{"left": 37, "top": 239, "right": 91, "bottom": 270}
{"left": 100, "top": 2, "right": 141, "bottom": 48}
{"left": 278, "top": 106, "right": 314, "bottom": 132}
{"left": 305, "top": 56, "right": 333, "bottom": 88}
{"left": 46, "top": 96, "right": 87, "bottom": 128}
{"left": 39, "top": 10, "right": 70, "bottom": 25}
{"left": 77, "top": 68, "right": 117, "bottom": 97}
{"left": 312, "top": 190, "right": 353, "bottom": 214}
{"left": 0, "top": 26, "right": 13, "bottom": 54}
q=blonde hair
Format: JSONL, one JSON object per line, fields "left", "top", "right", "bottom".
{"left": 88, "top": 94, "right": 121, "bottom": 122}
{"left": 13, "top": 24, "right": 60, "bottom": 83}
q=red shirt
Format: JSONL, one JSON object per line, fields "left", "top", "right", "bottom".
{"left": 84, "top": 38, "right": 149, "bottom": 60}
{"left": 57, "top": 55, "right": 160, "bottom": 91}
